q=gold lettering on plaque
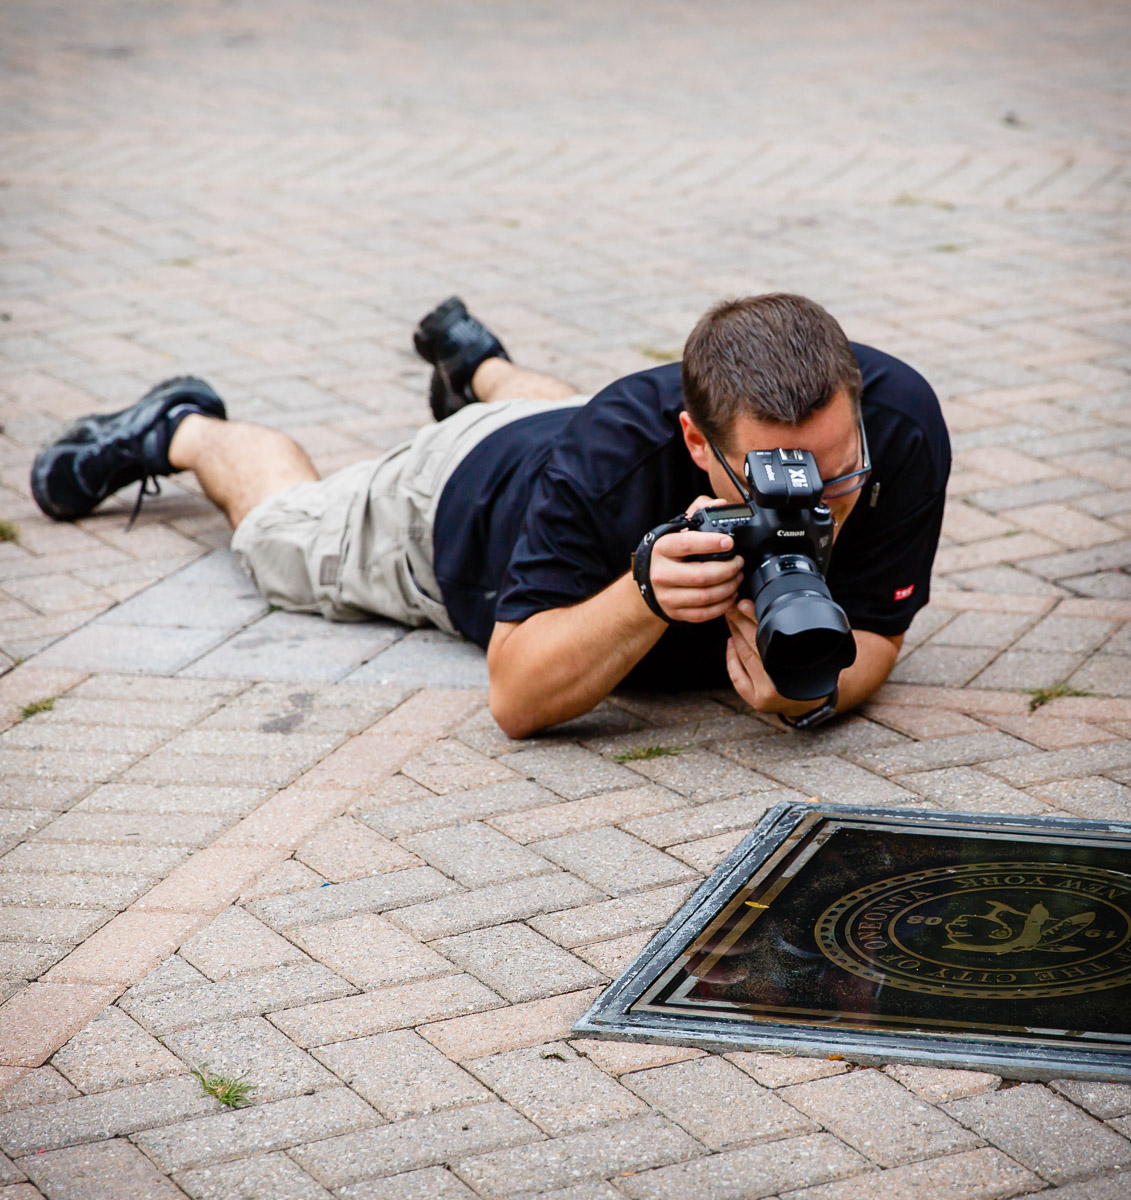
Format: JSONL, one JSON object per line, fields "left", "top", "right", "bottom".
{"left": 815, "top": 862, "right": 1131, "bottom": 999}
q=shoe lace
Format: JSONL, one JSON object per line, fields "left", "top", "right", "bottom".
{"left": 126, "top": 476, "right": 161, "bottom": 531}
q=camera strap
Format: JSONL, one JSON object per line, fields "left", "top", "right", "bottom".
{"left": 631, "top": 514, "right": 695, "bottom": 623}
{"left": 780, "top": 687, "right": 840, "bottom": 730}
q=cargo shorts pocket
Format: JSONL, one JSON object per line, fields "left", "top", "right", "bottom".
{"left": 231, "top": 469, "right": 375, "bottom": 622}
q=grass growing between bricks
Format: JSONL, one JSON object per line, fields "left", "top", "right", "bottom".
{"left": 19, "top": 697, "right": 55, "bottom": 720}
{"left": 191, "top": 1067, "right": 258, "bottom": 1109}
{"left": 0, "top": 519, "right": 18, "bottom": 543}
{"left": 1024, "top": 682, "right": 1093, "bottom": 712}
{"left": 637, "top": 344, "right": 680, "bottom": 362}
{"left": 613, "top": 745, "right": 682, "bottom": 763}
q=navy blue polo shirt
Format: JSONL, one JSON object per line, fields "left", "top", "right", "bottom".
{"left": 432, "top": 345, "right": 950, "bottom": 691}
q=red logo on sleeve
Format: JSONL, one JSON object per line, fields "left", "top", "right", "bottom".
{"left": 894, "top": 584, "right": 915, "bottom": 601}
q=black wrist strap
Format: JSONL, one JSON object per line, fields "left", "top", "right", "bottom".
{"left": 631, "top": 515, "right": 694, "bottom": 623}
{"left": 780, "top": 687, "right": 839, "bottom": 730}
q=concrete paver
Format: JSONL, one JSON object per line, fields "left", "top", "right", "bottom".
{"left": 365, "top": 779, "right": 561, "bottom": 839}
{"left": 133, "top": 1087, "right": 380, "bottom": 1173}
{"left": 403, "top": 823, "right": 552, "bottom": 890}
{"left": 289, "top": 912, "right": 456, "bottom": 991}
{"left": 781, "top": 1071, "right": 982, "bottom": 1168}
{"left": 421, "top": 991, "right": 604, "bottom": 1063}
{"left": 159, "top": 1015, "right": 337, "bottom": 1104}
{"left": 0, "top": 1068, "right": 76, "bottom": 1115}
{"left": 943, "top": 1084, "right": 1131, "bottom": 1185}
{"left": 2, "top": 0, "right": 1131, "bottom": 1195}
{"left": 20, "top": 1139, "right": 184, "bottom": 1200}
{"left": 175, "top": 1152, "right": 333, "bottom": 1200}
{"left": 295, "top": 817, "right": 420, "bottom": 881}
{"left": 1049, "top": 1078, "right": 1131, "bottom": 1120}
{"left": 118, "top": 963, "right": 356, "bottom": 1035}
{"left": 337, "top": 1166, "right": 478, "bottom": 1200}
{"left": 0, "top": 1076, "right": 219, "bottom": 1156}
{"left": 530, "top": 829, "right": 696, "bottom": 896}
{"left": 245, "top": 867, "right": 460, "bottom": 929}
{"left": 455, "top": 1114, "right": 702, "bottom": 1199}
{"left": 777, "top": 1147, "right": 1041, "bottom": 1200}
{"left": 314, "top": 1029, "right": 490, "bottom": 1120}
{"left": 289, "top": 1102, "right": 542, "bottom": 1189}
{"left": 390, "top": 873, "right": 604, "bottom": 943}
{"left": 49, "top": 1006, "right": 182, "bottom": 1094}
{"left": 615, "top": 1132, "right": 867, "bottom": 1200}
{"left": 434, "top": 924, "right": 606, "bottom": 1003}
{"left": 178, "top": 907, "right": 313, "bottom": 980}
{"left": 270, "top": 974, "right": 504, "bottom": 1049}
{"left": 622, "top": 1056, "right": 816, "bottom": 1150}
{"left": 468, "top": 1042, "right": 649, "bottom": 1137}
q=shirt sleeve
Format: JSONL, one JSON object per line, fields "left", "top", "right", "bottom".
{"left": 828, "top": 484, "right": 947, "bottom": 637}
{"left": 493, "top": 466, "right": 620, "bottom": 624}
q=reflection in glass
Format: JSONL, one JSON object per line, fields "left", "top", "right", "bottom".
{"left": 632, "top": 814, "right": 1131, "bottom": 1052}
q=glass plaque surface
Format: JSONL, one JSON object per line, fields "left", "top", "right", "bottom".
{"left": 574, "top": 804, "right": 1131, "bottom": 1081}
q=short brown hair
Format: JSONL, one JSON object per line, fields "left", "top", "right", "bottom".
{"left": 682, "top": 294, "right": 862, "bottom": 448}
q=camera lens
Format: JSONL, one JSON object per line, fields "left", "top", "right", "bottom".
{"left": 751, "top": 556, "right": 857, "bottom": 700}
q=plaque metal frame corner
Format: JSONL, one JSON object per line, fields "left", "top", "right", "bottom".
{"left": 572, "top": 801, "right": 1131, "bottom": 1083}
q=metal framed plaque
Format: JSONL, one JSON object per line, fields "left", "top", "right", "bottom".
{"left": 573, "top": 803, "right": 1131, "bottom": 1081}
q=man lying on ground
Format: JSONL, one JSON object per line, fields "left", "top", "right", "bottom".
{"left": 31, "top": 293, "right": 950, "bottom": 737}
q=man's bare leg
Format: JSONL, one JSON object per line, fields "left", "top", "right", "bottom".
{"left": 168, "top": 415, "right": 318, "bottom": 529}
{"left": 167, "top": 357, "right": 573, "bottom": 531}
{"left": 472, "top": 358, "right": 577, "bottom": 403}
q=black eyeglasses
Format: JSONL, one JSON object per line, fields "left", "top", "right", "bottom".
{"left": 707, "top": 416, "right": 871, "bottom": 504}
{"left": 820, "top": 417, "right": 871, "bottom": 501}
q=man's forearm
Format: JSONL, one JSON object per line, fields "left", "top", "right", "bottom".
{"left": 830, "top": 629, "right": 902, "bottom": 713}
{"left": 487, "top": 573, "right": 666, "bottom": 738}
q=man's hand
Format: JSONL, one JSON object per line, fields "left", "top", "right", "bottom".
{"left": 725, "top": 600, "right": 804, "bottom": 715}
{"left": 649, "top": 496, "right": 743, "bottom": 623}
{"left": 726, "top": 598, "right": 903, "bottom": 720}
{"left": 489, "top": 496, "right": 743, "bottom": 738}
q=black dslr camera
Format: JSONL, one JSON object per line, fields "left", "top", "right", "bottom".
{"left": 634, "top": 447, "right": 856, "bottom": 702}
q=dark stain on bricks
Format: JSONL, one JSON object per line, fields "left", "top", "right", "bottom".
{"left": 261, "top": 692, "right": 314, "bottom": 733}
{"left": 66, "top": 43, "right": 135, "bottom": 58}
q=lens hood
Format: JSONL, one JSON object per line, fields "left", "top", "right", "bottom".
{"left": 753, "top": 564, "right": 857, "bottom": 700}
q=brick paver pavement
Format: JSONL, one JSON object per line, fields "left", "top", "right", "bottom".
{"left": 1, "top": 0, "right": 1130, "bottom": 1195}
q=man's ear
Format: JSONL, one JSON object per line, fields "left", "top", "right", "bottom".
{"left": 679, "top": 411, "right": 713, "bottom": 473}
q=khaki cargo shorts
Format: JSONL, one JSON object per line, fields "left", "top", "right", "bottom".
{"left": 230, "top": 396, "right": 588, "bottom": 631}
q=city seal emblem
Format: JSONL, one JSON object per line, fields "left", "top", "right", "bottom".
{"left": 815, "top": 861, "right": 1131, "bottom": 998}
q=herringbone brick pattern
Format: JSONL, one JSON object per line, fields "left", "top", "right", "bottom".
{"left": 1, "top": 0, "right": 1130, "bottom": 1196}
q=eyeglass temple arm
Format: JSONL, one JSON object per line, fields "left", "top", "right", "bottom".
{"left": 707, "top": 438, "right": 753, "bottom": 503}
{"left": 708, "top": 419, "right": 867, "bottom": 502}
